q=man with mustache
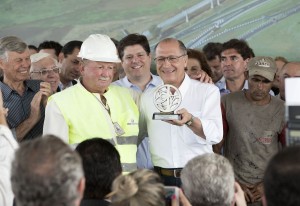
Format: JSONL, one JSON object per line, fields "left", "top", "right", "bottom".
{"left": 214, "top": 57, "right": 285, "bottom": 206}
{"left": 43, "top": 34, "right": 139, "bottom": 173}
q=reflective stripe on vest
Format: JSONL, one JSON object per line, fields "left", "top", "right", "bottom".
{"left": 107, "top": 136, "right": 138, "bottom": 146}
{"left": 49, "top": 83, "right": 139, "bottom": 172}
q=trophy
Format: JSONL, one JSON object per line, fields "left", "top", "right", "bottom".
{"left": 152, "top": 84, "right": 182, "bottom": 120}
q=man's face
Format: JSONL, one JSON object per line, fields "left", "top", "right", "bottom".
{"left": 208, "top": 56, "right": 222, "bottom": 83}
{"left": 248, "top": 75, "right": 272, "bottom": 102}
{"left": 121, "top": 44, "right": 151, "bottom": 81}
{"left": 59, "top": 48, "right": 81, "bottom": 82}
{"left": 221, "top": 49, "right": 248, "bottom": 81}
{"left": 81, "top": 60, "right": 115, "bottom": 93}
{"left": 278, "top": 62, "right": 300, "bottom": 100}
{"left": 0, "top": 49, "right": 31, "bottom": 83}
{"left": 30, "top": 57, "right": 60, "bottom": 92}
{"left": 155, "top": 40, "right": 187, "bottom": 88}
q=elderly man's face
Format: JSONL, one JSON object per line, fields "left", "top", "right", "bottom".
{"left": 81, "top": 60, "right": 115, "bottom": 94}
{"left": 278, "top": 62, "right": 300, "bottom": 100}
{"left": 30, "top": 57, "right": 60, "bottom": 92}
{"left": 0, "top": 49, "right": 31, "bottom": 82}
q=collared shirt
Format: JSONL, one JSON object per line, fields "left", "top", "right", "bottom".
{"left": 113, "top": 74, "right": 162, "bottom": 169}
{"left": 216, "top": 78, "right": 274, "bottom": 96}
{"left": 139, "top": 74, "right": 223, "bottom": 168}
{"left": 58, "top": 79, "right": 78, "bottom": 91}
{"left": 113, "top": 74, "right": 162, "bottom": 92}
{"left": 0, "top": 79, "right": 44, "bottom": 141}
{"left": 0, "top": 125, "right": 19, "bottom": 206}
{"left": 215, "top": 77, "right": 249, "bottom": 96}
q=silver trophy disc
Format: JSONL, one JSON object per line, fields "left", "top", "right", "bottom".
{"left": 152, "top": 84, "right": 182, "bottom": 120}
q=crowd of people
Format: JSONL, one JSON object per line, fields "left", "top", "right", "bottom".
{"left": 0, "top": 32, "right": 300, "bottom": 206}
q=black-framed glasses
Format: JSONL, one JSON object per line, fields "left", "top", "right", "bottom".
{"left": 154, "top": 54, "right": 186, "bottom": 65}
{"left": 31, "top": 67, "right": 60, "bottom": 76}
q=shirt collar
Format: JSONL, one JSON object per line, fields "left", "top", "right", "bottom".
{"left": 121, "top": 73, "right": 162, "bottom": 92}
{"left": 178, "top": 73, "right": 191, "bottom": 99}
{"left": 0, "top": 79, "right": 40, "bottom": 100}
{"left": 58, "top": 81, "right": 73, "bottom": 91}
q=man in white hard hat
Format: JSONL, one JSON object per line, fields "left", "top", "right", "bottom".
{"left": 43, "top": 34, "right": 139, "bottom": 173}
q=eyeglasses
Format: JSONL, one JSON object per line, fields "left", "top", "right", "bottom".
{"left": 31, "top": 67, "right": 60, "bottom": 76}
{"left": 154, "top": 54, "right": 186, "bottom": 65}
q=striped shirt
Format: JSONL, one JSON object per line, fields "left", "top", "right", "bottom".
{"left": 0, "top": 79, "right": 44, "bottom": 141}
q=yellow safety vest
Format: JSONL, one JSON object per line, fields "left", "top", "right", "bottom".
{"left": 48, "top": 83, "right": 139, "bottom": 172}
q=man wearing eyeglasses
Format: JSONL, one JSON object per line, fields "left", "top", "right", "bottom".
{"left": 138, "top": 38, "right": 223, "bottom": 186}
{"left": 0, "top": 36, "right": 52, "bottom": 142}
{"left": 217, "top": 39, "right": 255, "bottom": 96}
{"left": 30, "top": 53, "right": 60, "bottom": 93}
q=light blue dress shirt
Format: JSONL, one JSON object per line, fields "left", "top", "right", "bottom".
{"left": 113, "top": 74, "right": 162, "bottom": 169}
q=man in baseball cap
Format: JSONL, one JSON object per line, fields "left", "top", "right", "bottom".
{"left": 214, "top": 57, "right": 285, "bottom": 205}
{"left": 248, "top": 56, "right": 277, "bottom": 81}
{"left": 43, "top": 34, "right": 139, "bottom": 173}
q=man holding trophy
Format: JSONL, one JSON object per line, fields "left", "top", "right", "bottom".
{"left": 139, "top": 38, "right": 223, "bottom": 186}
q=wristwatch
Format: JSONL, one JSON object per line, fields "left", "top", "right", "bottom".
{"left": 185, "top": 115, "right": 195, "bottom": 126}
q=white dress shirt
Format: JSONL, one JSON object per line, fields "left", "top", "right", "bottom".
{"left": 0, "top": 125, "right": 18, "bottom": 206}
{"left": 139, "top": 74, "right": 223, "bottom": 168}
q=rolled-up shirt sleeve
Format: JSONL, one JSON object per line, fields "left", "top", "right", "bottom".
{"left": 43, "top": 100, "right": 69, "bottom": 143}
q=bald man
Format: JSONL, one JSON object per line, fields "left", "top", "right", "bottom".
{"left": 278, "top": 62, "right": 300, "bottom": 101}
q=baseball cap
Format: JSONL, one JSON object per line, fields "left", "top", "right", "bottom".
{"left": 247, "top": 56, "right": 277, "bottom": 81}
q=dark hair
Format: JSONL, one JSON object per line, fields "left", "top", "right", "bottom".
{"left": 111, "top": 38, "right": 119, "bottom": 47}
{"left": 202, "top": 42, "right": 222, "bottom": 61}
{"left": 61, "top": 40, "right": 82, "bottom": 57}
{"left": 222, "top": 39, "right": 255, "bottom": 60}
{"left": 118, "top": 33, "right": 150, "bottom": 59}
{"left": 187, "top": 48, "right": 213, "bottom": 77}
{"left": 264, "top": 146, "right": 300, "bottom": 206}
{"left": 38, "top": 40, "right": 63, "bottom": 57}
{"left": 75, "top": 138, "right": 122, "bottom": 199}
{"left": 28, "top": 44, "right": 38, "bottom": 52}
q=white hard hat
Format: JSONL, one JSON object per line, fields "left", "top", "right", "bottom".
{"left": 78, "top": 34, "right": 121, "bottom": 63}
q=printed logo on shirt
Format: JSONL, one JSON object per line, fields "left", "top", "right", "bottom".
{"left": 127, "top": 119, "right": 138, "bottom": 125}
{"left": 256, "top": 131, "right": 274, "bottom": 145}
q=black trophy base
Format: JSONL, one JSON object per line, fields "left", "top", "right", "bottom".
{"left": 152, "top": 112, "right": 182, "bottom": 120}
